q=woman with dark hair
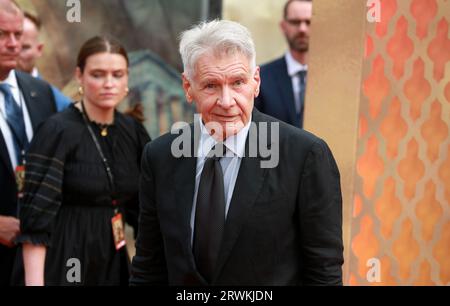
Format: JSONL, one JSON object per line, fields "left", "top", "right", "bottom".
{"left": 14, "top": 36, "right": 150, "bottom": 285}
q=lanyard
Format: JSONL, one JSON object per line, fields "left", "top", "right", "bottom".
{"left": 80, "top": 101, "right": 118, "bottom": 207}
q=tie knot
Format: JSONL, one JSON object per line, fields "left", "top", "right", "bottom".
{"left": 206, "top": 143, "right": 227, "bottom": 160}
{"left": 297, "top": 70, "right": 307, "bottom": 80}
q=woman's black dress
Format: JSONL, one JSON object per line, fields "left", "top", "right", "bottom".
{"left": 15, "top": 104, "right": 150, "bottom": 285}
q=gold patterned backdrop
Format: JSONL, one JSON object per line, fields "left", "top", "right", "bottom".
{"left": 350, "top": 0, "right": 449, "bottom": 285}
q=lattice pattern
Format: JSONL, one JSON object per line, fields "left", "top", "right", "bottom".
{"left": 349, "top": 0, "right": 449, "bottom": 285}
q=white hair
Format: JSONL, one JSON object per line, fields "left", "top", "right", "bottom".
{"left": 179, "top": 19, "right": 256, "bottom": 80}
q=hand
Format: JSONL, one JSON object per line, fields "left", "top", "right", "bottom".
{"left": 0, "top": 216, "right": 20, "bottom": 247}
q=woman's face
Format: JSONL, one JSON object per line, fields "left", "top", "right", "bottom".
{"left": 76, "top": 52, "right": 128, "bottom": 111}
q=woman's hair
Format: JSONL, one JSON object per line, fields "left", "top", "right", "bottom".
{"left": 77, "top": 36, "right": 129, "bottom": 73}
{"left": 179, "top": 19, "right": 256, "bottom": 80}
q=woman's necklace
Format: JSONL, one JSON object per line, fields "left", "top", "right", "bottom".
{"left": 99, "top": 124, "right": 108, "bottom": 137}
{"left": 80, "top": 100, "right": 112, "bottom": 137}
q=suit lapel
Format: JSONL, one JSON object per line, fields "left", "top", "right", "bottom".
{"left": 172, "top": 122, "right": 201, "bottom": 273}
{"left": 15, "top": 71, "right": 42, "bottom": 130}
{"left": 173, "top": 156, "right": 197, "bottom": 239}
{"left": 274, "top": 57, "right": 298, "bottom": 126}
{"left": 213, "top": 111, "right": 270, "bottom": 281}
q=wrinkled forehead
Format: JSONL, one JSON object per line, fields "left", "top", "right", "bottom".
{"left": 0, "top": 10, "right": 24, "bottom": 30}
{"left": 193, "top": 48, "right": 252, "bottom": 72}
{"left": 0, "top": 0, "right": 24, "bottom": 19}
{"left": 195, "top": 50, "right": 251, "bottom": 74}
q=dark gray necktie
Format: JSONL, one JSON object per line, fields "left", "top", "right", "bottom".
{"left": 297, "top": 70, "right": 307, "bottom": 128}
{"left": 193, "top": 143, "right": 227, "bottom": 283}
{"left": 0, "top": 83, "right": 28, "bottom": 163}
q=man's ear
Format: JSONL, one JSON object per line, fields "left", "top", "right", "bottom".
{"left": 253, "top": 66, "right": 261, "bottom": 98}
{"left": 36, "top": 43, "right": 44, "bottom": 58}
{"left": 279, "top": 20, "right": 288, "bottom": 36}
{"left": 182, "top": 73, "right": 194, "bottom": 104}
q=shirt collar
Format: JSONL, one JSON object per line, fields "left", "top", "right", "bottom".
{"left": 0, "top": 70, "right": 19, "bottom": 90}
{"left": 198, "top": 114, "right": 252, "bottom": 158}
{"left": 31, "top": 68, "right": 40, "bottom": 78}
{"left": 285, "top": 51, "right": 308, "bottom": 77}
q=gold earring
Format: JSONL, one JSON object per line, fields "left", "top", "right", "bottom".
{"left": 78, "top": 87, "right": 84, "bottom": 95}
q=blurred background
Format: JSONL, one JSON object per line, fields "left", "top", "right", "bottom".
{"left": 15, "top": 0, "right": 291, "bottom": 139}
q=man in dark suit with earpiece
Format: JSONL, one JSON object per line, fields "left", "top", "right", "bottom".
{"left": 0, "top": 0, "right": 57, "bottom": 286}
{"left": 255, "top": 0, "right": 312, "bottom": 128}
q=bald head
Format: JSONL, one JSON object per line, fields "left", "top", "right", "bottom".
{"left": 0, "top": 0, "right": 23, "bottom": 16}
{"left": 0, "top": 0, "right": 24, "bottom": 80}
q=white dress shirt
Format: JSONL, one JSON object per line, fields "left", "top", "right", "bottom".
{"left": 0, "top": 70, "right": 34, "bottom": 168}
{"left": 190, "top": 115, "right": 252, "bottom": 244}
{"left": 31, "top": 67, "right": 40, "bottom": 78}
{"left": 285, "top": 51, "right": 308, "bottom": 114}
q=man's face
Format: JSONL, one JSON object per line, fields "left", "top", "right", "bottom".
{"left": 280, "top": 1, "right": 312, "bottom": 53}
{"left": 183, "top": 52, "right": 260, "bottom": 141}
{"left": 0, "top": 11, "right": 23, "bottom": 78}
{"left": 17, "top": 18, "right": 43, "bottom": 74}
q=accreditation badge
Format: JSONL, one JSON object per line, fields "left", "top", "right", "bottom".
{"left": 15, "top": 165, "right": 25, "bottom": 198}
{"left": 111, "top": 213, "right": 126, "bottom": 251}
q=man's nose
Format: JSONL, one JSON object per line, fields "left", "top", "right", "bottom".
{"left": 299, "top": 21, "right": 309, "bottom": 32}
{"left": 6, "top": 33, "right": 20, "bottom": 48}
{"left": 218, "top": 86, "right": 234, "bottom": 108}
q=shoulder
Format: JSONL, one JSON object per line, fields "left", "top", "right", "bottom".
{"left": 259, "top": 56, "right": 286, "bottom": 74}
{"left": 141, "top": 123, "right": 190, "bottom": 165}
{"left": 252, "top": 110, "right": 337, "bottom": 175}
{"left": 50, "top": 85, "right": 72, "bottom": 103}
{"left": 144, "top": 129, "right": 179, "bottom": 156}
{"left": 15, "top": 70, "right": 53, "bottom": 94}
{"left": 253, "top": 109, "right": 326, "bottom": 153}
{"left": 116, "top": 112, "right": 151, "bottom": 141}
{"left": 15, "top": 71, "right": 56, "bottom": 112}
{"left": 117, "top": 111, "right": 141, "bottom": 128}
{"left": 140, "top": 130, "right": 180, "bottom": 175}
{"left": 36, "top": 105, "right": 82, "bottom": 136}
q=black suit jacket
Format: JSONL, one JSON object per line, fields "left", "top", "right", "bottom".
{"left": 255, "top": 56, "right": 302, "bottom": 128}
{"left": 0, "top": 71, "right": 57, "bottom": 285}
{"left": 131, "top": 109, "right": 343, "bottom": 286}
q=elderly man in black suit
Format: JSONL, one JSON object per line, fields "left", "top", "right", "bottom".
{"left": 0, "top": 0, "right": 57, "bottom": 286}
{"left": 130, "top": 19, "right": 343, "bottom": 286}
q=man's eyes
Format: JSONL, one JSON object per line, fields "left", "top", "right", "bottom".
{"left": 205, "top": 83, "right": 217, "bottom": 89}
